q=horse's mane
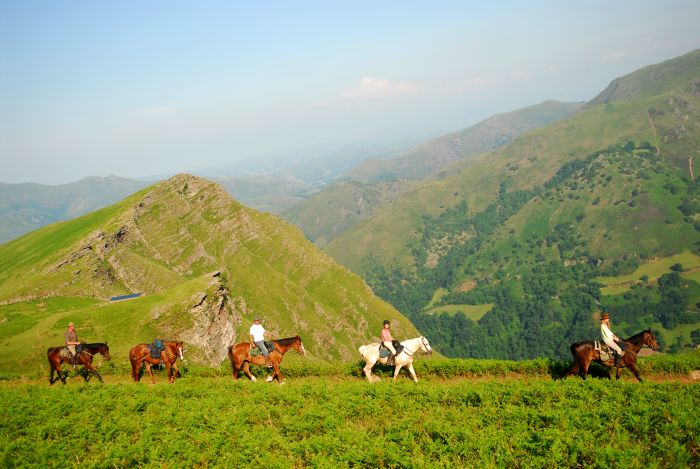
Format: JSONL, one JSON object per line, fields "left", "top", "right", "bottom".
{"left": 625, "top": 329, "right": 653, "bottom": 344}
{"left": 273, "top": 336, "right": 300, "bottom": 347}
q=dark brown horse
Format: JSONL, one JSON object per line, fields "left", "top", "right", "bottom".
{"left": 228, "top": 336, "right": 305, "bottom": 384}
{"left": 47, "top": 343, "right": 111, "bottom": 385}
{"left": 569, "top": 329, "right": 660, "bottom": 381}
{"left": 129, "top": 340, "right": 184, "bottom": 384}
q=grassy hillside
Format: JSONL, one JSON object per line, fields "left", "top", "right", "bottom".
{"left": 0, "top": 174, "right": 419, "bottom": 373}
{"left": 282, "top": 179, "right": 417, "bottom": 246}
{"left": 322, "top": 49, "right": 700, "bottom": 358}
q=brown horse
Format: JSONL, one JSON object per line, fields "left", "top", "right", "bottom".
{"left": 569, "top": 329, "right": 659, "bottom": 382}
{"left": 228, "top": 336, "right": 305, "bottom": 384}
{"left": 129, "top": 340, "right": 184, "bottom": 384}
{"left": 47, "top": 343, "right": 111, "bottom": 385}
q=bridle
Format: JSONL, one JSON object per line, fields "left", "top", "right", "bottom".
{"left": 397, "top": 337, "right": 430, "bottom": 357}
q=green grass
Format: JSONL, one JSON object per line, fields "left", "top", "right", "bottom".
{"left": 2, "top": 374, "right": 699, "bottom": 467}
{"left": 424, "top": 303, "right": 493, "bottom": 321}
{"left": 597, "top": 251, "right": 700, "bottom": 295}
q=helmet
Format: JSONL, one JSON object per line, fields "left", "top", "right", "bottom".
{"left": 601, "top": 312, "right": 610, "bottom": 320}
{"left": 383, "top": 320, "right": 390, "bottom": 325}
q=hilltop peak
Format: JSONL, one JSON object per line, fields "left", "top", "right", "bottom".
{"left": 585, "top": 48, "right": 700, "bottom": 108}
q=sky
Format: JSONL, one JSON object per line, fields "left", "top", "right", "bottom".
{"left": 1, "top": 1, "right": 700, "bottom": 184}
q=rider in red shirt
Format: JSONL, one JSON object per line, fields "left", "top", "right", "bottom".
{"left": 381, "top": 320, "right": 397, "bottom": 363}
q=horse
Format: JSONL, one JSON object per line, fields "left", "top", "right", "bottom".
{"left": 228, "top": 336, "right": 305, "bottom": 384}
{"left": 359, "top": 336, "right": 432, "bottom": 383}
{"left": 568, "top": 329, "right": 659, "bottom": 382}
{"left": 47, "top": 343, "right": 111, "bottom": 385}
{"left": 129, "top": 340, "right": 184, "bottom": 384}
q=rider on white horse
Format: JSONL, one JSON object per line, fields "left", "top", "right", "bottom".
{"left": 381, "top": 320, "right": 397, "bottom": 364}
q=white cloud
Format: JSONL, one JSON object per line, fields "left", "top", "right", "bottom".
{"left": 340, "top": 77, "right": 419, "bottom": 99}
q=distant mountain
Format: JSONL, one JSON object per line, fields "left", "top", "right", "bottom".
{"left": 0, "top": 174, "right": 417, "bottom": 372}
{"left": 282, "top": 179, "right": 418, "bottom": 246}
{"left": 0, "top": 176, "right": 152, "bottom": 244}
{"left": 323, "top": 48, "right": 700, "bottom": 358}
{"left": 284, "top": 100, "right": 581, "bottom": 246}
{"left": 344, "top": 100, "right": 582, "bottom": 183}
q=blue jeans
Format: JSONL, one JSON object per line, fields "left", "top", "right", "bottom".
{"left": 254, "top": 341, "right": 269, "bottom": 356}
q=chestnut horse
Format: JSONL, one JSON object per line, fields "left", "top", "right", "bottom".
{"left": 47, "top": 343, "right": 111, "bottom": 385}
{"left": 129, "top": 340, "right": 184, "bottom": 384}
{"left": 569, "top": 329, "right": 659, "bottom": 382}
{"left": 228, "top": 336, "right": 305, "bottom": 384}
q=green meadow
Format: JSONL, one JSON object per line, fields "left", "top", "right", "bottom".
{"left": 596, "top": 251, "right": 700, "bottom": 296}
{"left": 2, "top": 364, "right": 699, "bottom": 468}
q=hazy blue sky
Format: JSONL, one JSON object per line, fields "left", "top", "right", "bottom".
{"left": 2, "top": 1, "right": 699, "bottom": 184}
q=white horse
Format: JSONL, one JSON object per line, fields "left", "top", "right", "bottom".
{"left": 358, "top": 336, "right": 432, "bottom": 383}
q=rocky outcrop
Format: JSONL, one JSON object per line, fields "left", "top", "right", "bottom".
{"left": 177, "top": 274, "right": 240, "bottom": 366}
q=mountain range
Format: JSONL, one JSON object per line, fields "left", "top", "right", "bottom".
{"left": 322, "top": 48, "right": 700, "bottom": 357}
{"left": 283, "top": 100, "right": 581, "bottom": 246}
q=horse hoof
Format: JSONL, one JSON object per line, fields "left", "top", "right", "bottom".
{"left": 251, "top": 376, "right": 257, "bottom": 382}
{"left": 280, "top": 381, "right": 286, "bottom": 385}
{"left": 265, "top": 375, "right": 274, "bottom": 383}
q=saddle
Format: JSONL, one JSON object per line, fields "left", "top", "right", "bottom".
{"left": 379, "top": 340, "right": 404, "bottom": 358}
{"left": 594, "top": 341, "right": 624, "bottom": 362}
{"left": 59, "top": 344, "right": 82, "bottom": 358}
{"left": 146, "top": 339, "right": 166, "bottom": 359}
{"left": 251, "top": 340, "right": 276, "bottom": 356}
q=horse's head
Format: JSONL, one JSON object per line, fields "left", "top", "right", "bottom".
{"left": 294, "top": 336, "right": 305, "bottom": 356}
{"left": 419, "top": 336, "right": 433, "bottom": 355}
{"left": 100, "top": 343, "right": 111, "bottom": 361}
{"left": 170, "top": 341, "right": 185, "bottom": 360}
{"left": 644, "top": 330, "right": 660, "bottom": 351}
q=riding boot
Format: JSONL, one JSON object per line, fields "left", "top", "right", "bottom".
{"left": 614, "top": 352, "right": 621, "bottom": 368}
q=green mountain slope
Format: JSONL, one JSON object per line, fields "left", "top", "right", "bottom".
{"left": 324, "top": 49, "right": 700, "bottom": 358}
{"left": 0, "top": 174, "right": 418, "bottom": 373}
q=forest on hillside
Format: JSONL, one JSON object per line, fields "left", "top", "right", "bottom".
{"left": 365, "top": 143, "right": 700, "bottom": 359}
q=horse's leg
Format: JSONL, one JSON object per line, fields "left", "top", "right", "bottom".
{"left": 84, "top": 361, "right": 103, "bottom": 383}
{"left": 393, "top": 363, "right": 404, "bottom": 382}
{"left": 626, "top": 360, "right": 642, "bottom": 382}
{"left": 144, "top": 362, "right": 156, "bottom": 384}
{"left": 363, "top": 361, "right": 375, "bottom": 382}
{"left": 165, "top": 361, "right": 173, "bottom": 384}
{"left": 568, "top": 357, "right": 580, "bottom": 377}
{"left": 49, "top": 359, "right": 57, "bottom": 385}
{"left": 581, "top": 356, "right": 591, "bottom": 380}
{"left": 243, "top": 362, "right": 257, "bottom": 382}
{"left": 267, "top": 360, "right": 282, "bottom": 384}
{"left": 407, "top": 363, "right": 419, "bottom": 383}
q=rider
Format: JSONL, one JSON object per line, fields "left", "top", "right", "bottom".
{"left": 249, "top": 317, "right": 273, "bottom": 368}
{"left": 600, "top": 312, "right": 625, "bottom": 367}
{"left": 64, "top": 322, "right": 81, "bottom": 366}
{"left": 381, "top": 320, "right": 397, "bottom": 364}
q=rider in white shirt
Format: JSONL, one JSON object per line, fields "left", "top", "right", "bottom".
{"left": 600, "top": 312, "right": 625, "bottom": 367}
{"left": 249, "top": 317, "right": 272, "bottom": 367}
